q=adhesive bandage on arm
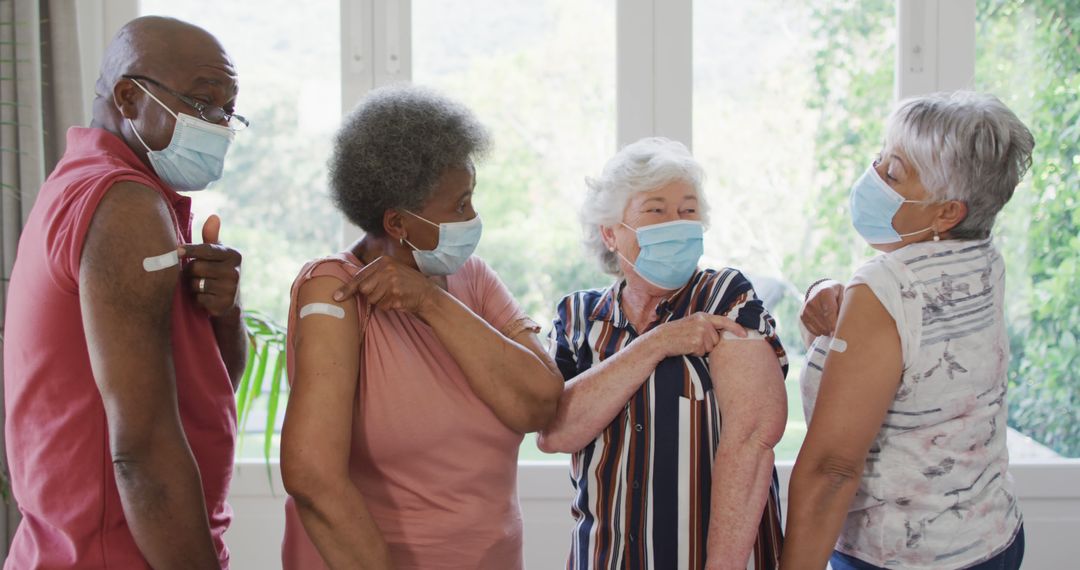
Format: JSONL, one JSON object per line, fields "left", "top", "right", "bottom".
{"left": 299, "top": 302, "right": 346, "bottom": 320}
{"left": 721, "top": 329, "right": 766, "bottom": 341}
{"left": 142, "top": 250, "right": 180, "bottom": 272}
{"left": 829, "top": 337, "right": 848, "bottom": 353}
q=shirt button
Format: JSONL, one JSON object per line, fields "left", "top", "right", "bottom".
{"left": 632, "top": 480, "right": 640, "bottom": 490}
{"left": 629, "top": 533, "right": 636, "bottom": 543}
{"left": 634, "top": 423, "right": 643, "bottom": 432}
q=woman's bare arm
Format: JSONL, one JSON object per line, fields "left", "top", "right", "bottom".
{"left": 781, "top": 284, "right": 903, "bottom": 570}
{"left": 280, "top": 276, "right": 392, "bottom": 569}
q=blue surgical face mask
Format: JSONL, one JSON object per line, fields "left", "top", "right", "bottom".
{"left": 126, "top": 79, "right": 235, "bottom": 192}
{"left": 849, "top": 164, "right": 933, "bottom": 244}
{"left": 403, "top": 211, "right": 483, "bottom": 276}
{"left": 617, "top": 220, "right": 704, "bottom": 290}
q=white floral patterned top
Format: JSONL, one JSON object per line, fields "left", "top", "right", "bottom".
{"left": 800, "top": 238, "right": 1022, "bottom": 569}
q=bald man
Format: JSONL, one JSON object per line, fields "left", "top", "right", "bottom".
{"left": 3, "top": 17, "right": 246, "bottom": 568}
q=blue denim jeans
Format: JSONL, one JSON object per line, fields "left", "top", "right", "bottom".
{"left": 829, "top": 524, "right": 1025, "bottom": 570}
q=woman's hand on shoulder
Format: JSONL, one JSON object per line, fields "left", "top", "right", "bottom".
{"left": 332, "top": 255, "right": 439, "bottom": 315}
{"left": 644, "top": 312, "right": 747, "bottom": 359}
{"left": 801, "top": 279, "right": 845, "bottom": 336}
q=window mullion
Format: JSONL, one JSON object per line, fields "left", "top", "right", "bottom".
{"left": 896, "top": 0, "right": 975, "bottom": 100}
{"left": 617, "top": 0, "right": 656, "bottom": 148}
{"left": 617, "top": 0, "right": 692, "bottom": 149}
{"left": 373, "top": 0, "right": 411, "bottom": 88}
{"left": 339, "top": 0, "right": 377, "bottom": 246}
{"left": 652, "top": 0, "right": 692, "bottom": 149}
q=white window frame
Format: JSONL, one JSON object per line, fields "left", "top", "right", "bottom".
{"left": 616, "top": 0, "right": 692, "bottom": 149}
{"left": 895, "top": 0, "right": 977, "bottom": 98}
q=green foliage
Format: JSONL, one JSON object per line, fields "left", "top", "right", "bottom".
{"left": 803, "top": 0, "right": 895, "bottom": 281}
{"left": 977, "top": 0, "right": 1080, "bottom": 456}
{"left": 771, "top": 0, "right": 896, "bottom": 356}
{"left": 236, "top": 311, "right": 288, "bottom": 470}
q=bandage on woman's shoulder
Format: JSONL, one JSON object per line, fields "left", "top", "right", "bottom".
{"left": 721, "top": 329, "right": 765, "bottom": 341}
{"left": 299, "top": 302, "right": 346, "bottom": 320}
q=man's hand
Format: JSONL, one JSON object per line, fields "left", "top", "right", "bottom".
{"left": 178, "top": 215, "right": 242, "bottom": 317}
{"left": 800, "top": 280, "right": 845, "bottom": 337}
{"left": 332, "top": 256, "right": 437, "bottom": 315}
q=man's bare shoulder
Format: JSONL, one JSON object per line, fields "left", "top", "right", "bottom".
{"left": 80, "top": 181, "right": 180, "bottom": 312}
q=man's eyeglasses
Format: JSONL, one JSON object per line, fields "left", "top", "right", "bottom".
{"left": 122, "top": 74, "right": 249, "bottom": 130}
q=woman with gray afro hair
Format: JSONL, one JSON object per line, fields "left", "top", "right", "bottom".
{"left": 329, "top": 85, "right": 491, "bottom": 235}
{"left": 787, "top": 91, "right": 1033, "bottom": 570}
{"left": 280, "top": 85, "right": 562, "bottom": 570}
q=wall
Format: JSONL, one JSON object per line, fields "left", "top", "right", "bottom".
{"left": 227, "top": 459, "right": 1080, "bottom": 569}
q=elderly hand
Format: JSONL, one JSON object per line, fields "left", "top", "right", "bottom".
{"left": 332, "top": 255, "right": 437, "bottom": 314}
{"left": 644, "top": 312, "right": 748, "bottom": 359}
{"left": 179, "top": 215, "right": 242, "bottom": 318}
{"left": 800, "top": 279, "right": 845, "bottom": 337}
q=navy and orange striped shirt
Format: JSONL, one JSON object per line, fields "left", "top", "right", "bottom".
{"left": 549, "top": 268, "right": 787, "bottom": 570}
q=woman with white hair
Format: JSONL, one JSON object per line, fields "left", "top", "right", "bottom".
{"left": 538, "top": 137, "right": 789, "bottom": 570}
{"left": 782, "top": 92, "right": 1034, "bottom": 570}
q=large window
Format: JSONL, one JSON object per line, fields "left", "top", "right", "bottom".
{"left": 412, "top": 0, "right": 616, "bottom": 460}
{"left": 693, "top": 0, "right": 896, "bottom": 459}
{"left": 134, "top": 0, "right": 1078, "bottom": 463}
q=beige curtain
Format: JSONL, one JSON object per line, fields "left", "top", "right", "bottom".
{"left": 0, "top": 0, "right": 84, "bottom": 554}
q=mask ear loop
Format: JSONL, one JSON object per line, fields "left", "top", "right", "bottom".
{"left": 896, "top": 226, "right": 935, "bottom": 239}
{"left": 896, "top": 197, "right": 940, "bottom": 241}
{"left": 400, "top": 210, "right": 438, "bottom": 252}
{"left": 404, "top": 210, "right": 441, "bottom": 228}
{"left": 126, "top": 118, "right": 153, "bottom": 153}
{"left": 128, "top": 78, "right": 179, "bottom": 120}
{"left": 609, "top": 221, "right": 643, "bottom": 265}
{"left": 608, "top": 238, "right": 639, "bottom": 278}
{"left": 123, "top": 78, "right": 180, "bottom": 153}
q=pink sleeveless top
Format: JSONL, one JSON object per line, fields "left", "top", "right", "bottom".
{"left": 281, "top": 253, "right": 533, "bottom": 569}
{"left": 3, "top": 127, "right": 235, "bottom": 568}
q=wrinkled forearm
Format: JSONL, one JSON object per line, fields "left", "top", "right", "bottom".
{"left": 780, "top": 456, "right": 863, "bottom": 570}
{"left": 538, "top": 337, "right": 663, "bottom": 453}
{"left": 707, "top": 439, "right": 776, "bottom": 570}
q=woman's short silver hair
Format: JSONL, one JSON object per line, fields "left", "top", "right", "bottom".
{"left": 883, "top": 91, "right": 1034, "bottom": 239}
{"left": 329, "top": 85, "right": 490, "bottom": 236}
{"left": 580, "top": 137, "right": 708, "bottom": 275}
